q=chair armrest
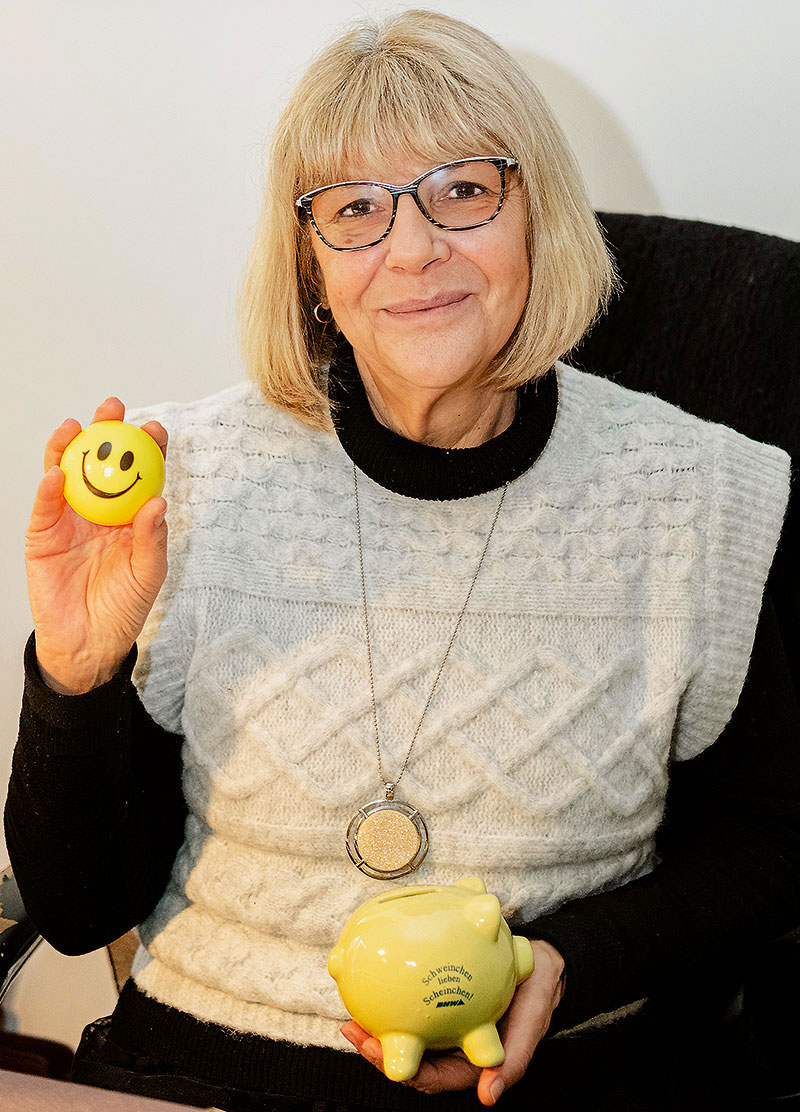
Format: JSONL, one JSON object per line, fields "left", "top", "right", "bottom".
{"left": 0, "top": 864, "right": 42, "bottom": 1003}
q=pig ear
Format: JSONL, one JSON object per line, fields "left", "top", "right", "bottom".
{"left": 465, "top": 894, "right": 501, "bottom": 940}
{"left": 328, "top": 945, "right": 344, "bottom": 980}
{"left": 454, "top": 877, "right": 486, "bottom": 893}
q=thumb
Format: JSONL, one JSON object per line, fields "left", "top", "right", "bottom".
{"left": 478, "top": 1048, "right": 533, "bottom": 1107}
{"left": 27, "top": 466, "right": 67, "bottom": 536}
{"left": 475, "top": 952, "right": 562, "bottom": 1105}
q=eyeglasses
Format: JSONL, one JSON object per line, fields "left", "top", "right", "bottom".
{"left": 295, "top": 156, "right": 518, "bottom": 251}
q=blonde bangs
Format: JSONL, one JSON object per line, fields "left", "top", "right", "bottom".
{"left": 290, "top": 45, "right": 514, "bottom": 194}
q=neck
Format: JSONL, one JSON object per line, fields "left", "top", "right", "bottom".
{"left": 354, "top": 358, "right": 518, "bottom": 449}
{"left": 328, "top": 339, "right": 560, "bottom": 501}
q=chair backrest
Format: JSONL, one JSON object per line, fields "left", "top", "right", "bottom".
{"left": 0, "top": 865, "right": 42, "bottom": 1004}
{"left": 567, "top": 212, "right": 800, "bottom": 689}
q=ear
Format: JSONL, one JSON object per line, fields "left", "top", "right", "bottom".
{"left": 328, "top": 944, "right": 344, "bottom": 980}
{"left": 454, "top": 877, "right": 487, "bottom": 894}
{"left": 465, "top": 894, "right": 501, "bottom": 941}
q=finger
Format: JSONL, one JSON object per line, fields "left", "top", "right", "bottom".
{"left": 130, "top": 497, "right": 168, "bottom": 593}
{"left": 44, "top": 418, "right": 82, "bottom": 472}
{"left": 476, "top": 1009, "right": 550, "bottom": 1106}
{"left": 339, "top": 1024, "right": 387, "bottom": 1074}
{"left": 28, "top": 466, "right": 68, "bottom": 534}
{"left": 477, "top": 1038, "right": 540, "bottom": 1106}
{"left": 356, "top": 1035, "right": 385, "bottom": 1073}
{"left": 140, "top": 419, "right": 168, "bottom": 458}
{"left": 477, "top": 1066, "right": 507, "bottom": 1107}
{"left": 340, "top": 1021, "right": 370, "bottom": 1046}
{"left": 91, "top": 396, "right": 125, "bottom": 424}
{"left": 406, "top": 1054, "right": 481, "bottom": 1096}
{"left": 133, "top": 495, "right": 167, "bottom": 531}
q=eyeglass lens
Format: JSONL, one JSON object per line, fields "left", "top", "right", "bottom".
{"left": 310, "top": 160, "right": 505, "bottom": 249}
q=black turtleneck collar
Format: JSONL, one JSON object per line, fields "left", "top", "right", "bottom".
{"left": 327, "top": 339, "right": 559, "bottom": 500}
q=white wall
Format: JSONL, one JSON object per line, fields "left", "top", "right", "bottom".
{"left": 1, "top": 0, "right": 798, "bottom": 1051}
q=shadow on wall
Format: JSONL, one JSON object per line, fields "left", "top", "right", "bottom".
{"left": 512, "top": 52, "right": 662, "bottom": 216}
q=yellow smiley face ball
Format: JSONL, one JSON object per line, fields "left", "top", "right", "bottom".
{"left": 60, "top": 420, "right": 166, "bottom": 526}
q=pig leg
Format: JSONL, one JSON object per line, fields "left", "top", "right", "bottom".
{"left": 461, "top": 1023, "right": 505, "bottom": 1067}
{"left": 380, "top": 1032, "right": 426, "bottom": 1082}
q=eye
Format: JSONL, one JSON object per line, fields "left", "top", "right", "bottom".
{"left": 97, "top": 442, "right": 112, "bottom": 461}
{"left": 445, "top": 180, "right": 486, "bottom": 200}
{"left": 338, "top": 198, "right": 379, "bottom": 220}
{"left": 120, "top": 451, "right": 134, "bottom": 471}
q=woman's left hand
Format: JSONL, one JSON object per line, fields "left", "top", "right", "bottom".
{"left": 340, "top": 938, "right": 565, "bottom": 1106}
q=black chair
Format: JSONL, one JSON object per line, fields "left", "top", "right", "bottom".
{"left": 0, "top": 864, "right": 42, "bottom": 1005}
{"left": 3, "top": 212, "right": 799, "bottom": 1102}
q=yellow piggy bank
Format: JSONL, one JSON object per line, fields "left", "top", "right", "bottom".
{"left": 328, "top": 877, "right": 534, "bottom": 1082}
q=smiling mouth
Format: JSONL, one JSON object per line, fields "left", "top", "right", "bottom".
{"left": 81, "top": 452, "right": 141, "bottom": 499}
{"left": 384, "top": 293, "right": 469, "bottom": 314}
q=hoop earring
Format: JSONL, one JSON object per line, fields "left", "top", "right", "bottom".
{"left": 313, "top": 303, "right": 333, "bottom": 324}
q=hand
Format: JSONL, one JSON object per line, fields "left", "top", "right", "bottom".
{"left": 25, "top": 397, "right": 169, "bottom": 694}
{"left": 340, "top": 939, "right": 565, "bottom": 1106}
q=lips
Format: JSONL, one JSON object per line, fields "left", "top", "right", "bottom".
{"left": 81, "top": 452, "right": 141, "bottom": 499}
{"left": 383, "top": 291, "right": 470, "bottom": 314}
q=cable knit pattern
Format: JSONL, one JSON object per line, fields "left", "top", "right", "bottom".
{"left": 128, "top": 364, "right": 789, "bottom": 1047}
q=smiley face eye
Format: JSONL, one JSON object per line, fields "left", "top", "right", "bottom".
{"left": 97, "top": 442, "right": 112, "bottom": 461}
{"left": 120, "top": 450, "right": 134, "bottom": 471}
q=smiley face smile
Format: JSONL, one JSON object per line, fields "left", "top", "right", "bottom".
{"left": 60, "top": 420, "right": 166, "bottom": 526}
{"left": 81, "top": 451, "right": 141, "bottom": 498}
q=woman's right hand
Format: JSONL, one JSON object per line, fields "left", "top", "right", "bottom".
{"left": 25, "top": 397, "right": 169, "bottom": 695}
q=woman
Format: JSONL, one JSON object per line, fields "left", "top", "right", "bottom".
{"left": 7, "top": 10, "right": 798, "bottom": 1111}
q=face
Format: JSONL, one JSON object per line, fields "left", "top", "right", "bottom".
{"left": 60, "top": 420, "right": 166, "bottom": 526}
{"left": 310, "top": 156, "right": 530, "bottom": 407}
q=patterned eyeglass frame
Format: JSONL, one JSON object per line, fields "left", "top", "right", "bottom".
{"left": 295, "top": 156, "right": 518, "bottom": 252}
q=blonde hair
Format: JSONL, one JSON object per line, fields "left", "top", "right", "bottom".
{"left": 239, "top": 9, "right": 617, "bottom": 430}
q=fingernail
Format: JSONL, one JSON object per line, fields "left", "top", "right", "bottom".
{"left": 490, "top": 1078, "right": 505, "bottom": 1103}
{"left": 154, "top": 515, "right": 165, "bottom": 529}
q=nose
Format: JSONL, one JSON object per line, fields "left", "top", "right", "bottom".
{"left": 383, "top": 194, "right": 450, "bottom": 271}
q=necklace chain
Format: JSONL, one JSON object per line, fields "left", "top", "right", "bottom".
{"left": 354, "top": 462, "right": 508, "bottom": 797}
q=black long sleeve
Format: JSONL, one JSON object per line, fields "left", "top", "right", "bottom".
{"left": 524, "top": 591, "right": 800, "bottom": 1031}
{"left": 4, "top": 634, "right": 187, "bottom": 954}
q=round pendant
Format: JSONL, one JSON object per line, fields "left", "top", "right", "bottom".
{"left": 346, "top": 798, "right": 429, "bottom": 879}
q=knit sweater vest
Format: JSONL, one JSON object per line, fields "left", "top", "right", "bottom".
{"left": 129, "top": 363, "right": 789, "bottom": 1048}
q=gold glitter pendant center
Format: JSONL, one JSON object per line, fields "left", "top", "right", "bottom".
{"left": 346, "top": 799, "right": 429, "bottom": 880}
{"left": 357, "top": 810, "right": 420, "bottom": 871}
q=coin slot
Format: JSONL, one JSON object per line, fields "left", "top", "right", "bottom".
{"left": 376, "top": 887, "right": 437, "bottom": 903}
